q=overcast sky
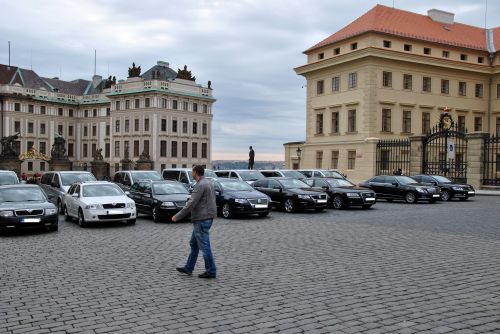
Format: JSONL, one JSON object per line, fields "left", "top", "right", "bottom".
{"left": 0, "top": 0, "right": 498, "bottom": 160}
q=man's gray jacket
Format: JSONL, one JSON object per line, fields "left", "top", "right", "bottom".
{"left": 174, "top": 177, "right": 217, "bottom": 221}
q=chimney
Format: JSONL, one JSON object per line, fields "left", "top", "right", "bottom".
{"left": 92, "top": 75, "right": 102, "bottom": 88}
{"left": 428, "top": 9, "right": 454, "bottom": 25}
{"left": 157, "top": 61, "right": 170, "bottom": 68}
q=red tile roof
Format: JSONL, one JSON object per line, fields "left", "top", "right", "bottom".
{"left": 306, "top": 4, "right": 497, "bottom": 53}
{"left": 493, "top": 27, "right": 500, "bottom": 52}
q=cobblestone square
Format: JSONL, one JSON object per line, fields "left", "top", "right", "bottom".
{"left": 1, "top": 197, "right": 499, "bottom": 333}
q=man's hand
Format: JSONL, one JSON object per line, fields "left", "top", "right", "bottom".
{"left": 171, "top": 216, "right": 177, "bottom": 223}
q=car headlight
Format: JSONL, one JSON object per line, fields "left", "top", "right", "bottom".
{"left": 297, "top": 195, "right": 310, "bottom": 199}
{"left": 234, "top": 199, "right": 247, "bottom": 204}
{"left": 45, "top": 208, "right": 58, "bottom": 215}
{"left": 452, "top": 186, "right": 464, "bottom": 191}
{"left": 161, "top": 201, "right": 175, "bottom": 207}
{"left": 347, "top": 193, "right": 360, "bottom": 197}
{"left": 126, "top": 202, "right": 135, "bottom": 208}
{"left": 416, "top": 188, "right": 426, "bottom": 193}
{"left": 0, "top": 210, "right": 14, "bottom": 217}
{"left": 85, "top": 204, "right": 103, "bottom": 210}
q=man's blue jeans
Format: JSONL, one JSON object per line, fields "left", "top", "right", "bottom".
{"left": 185, "top": 219, "right": 216, "bottom": 274}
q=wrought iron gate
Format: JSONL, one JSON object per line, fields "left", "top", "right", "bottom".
{"left": 422, "top": 123, "right": 468, "bottom": 183}
{"left": 376, "top": 139, "right": 410, "bottom": 175}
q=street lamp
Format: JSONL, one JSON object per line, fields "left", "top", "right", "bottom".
{"left": 296, "top": 147, "right": 302, "bottom": 169}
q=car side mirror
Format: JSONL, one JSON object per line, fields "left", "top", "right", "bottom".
{"left": 71, "top": 193, "right": 79, "bottom": 198}
{"left": 125, "top": 191, "right": 131, "bottom": 196}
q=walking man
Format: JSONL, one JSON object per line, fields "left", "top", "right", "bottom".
{"left": 172, "top": 165, "right": 217, "bottom": 279}
{"left": 248, "top": 146, "right": 255, "bottom": 170}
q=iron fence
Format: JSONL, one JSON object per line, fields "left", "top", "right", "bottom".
{"left": 483, "top": 134, "right": 500, "bottom": 186}
{"left": 376, "top": 139, "right": 411, "bottom": 176}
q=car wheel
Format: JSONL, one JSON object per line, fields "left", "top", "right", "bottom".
{"left": 332, "top": 195, "right": 346, "bottom": 209}
{"left": 57, "top": 199, "right": 63, "bottom": 214}
{"left": 284, "top": 198, "right": 295, "bottom": 213}
{"left": 64, "top": 206, "right": 72, "bottom": 222}
{"left": 442, "top": 189, "right": 452, "bottom": 201}
{"left": 362, "top": 205, "right": 372, "bottom": 209}
{"left": 405, "top": 192, "right": 417, "bottom": 204}
{"left": 127, "top": 219, "right": 136, "bottom": 225}
{"left": 78, "top": 209, "right": 87, "bottom": 227}
{"left": 459, "top": 197, "right": 469, "bottom": 201}
{"left": 152, "top": 206, "right": 161, "bottom": 223}
{"left": 258, "top": 211, "right": 269, "bottom": 218}
{"left": 222, "top": 203, "right": 233, "bottom": 219}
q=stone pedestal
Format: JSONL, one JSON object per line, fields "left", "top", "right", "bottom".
{"left": 409, "top": 135, "right": 425, "bottom": 176}
{"left": 0, "top": 158, "right": 22, "bottom": 177}
{"left": 49, "top": 159, "right": 72, "bottom": 172}
{"left": 466, "top": 132, "right": 487, "bottom": 189}
{"left": 91, "top": 161, "right": 109, "bottom": 180}
{"left": 136, "top": 160, "right": 154, "bottom": 171}
{"left": 121, "top": 160, "right": 134, "bottom": 171}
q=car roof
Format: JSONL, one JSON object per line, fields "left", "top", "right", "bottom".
{"left": 0, "top": 184, "right": 41, "bottom": 189}
{"left": 216, "top": 178, "right": 246, "bottom": 183}
{"left": 0, "top": 170, "right": 17, "bottom": 173}
{"left": 77, "top": 181, "right": 115, "bottom": 186}
{"left": 49, "top": 171, "right": 93, "bottom": 174}
{"left": 115, "top": 170, "right": 160, "bottom": 173}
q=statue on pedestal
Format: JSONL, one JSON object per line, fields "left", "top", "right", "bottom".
{"left": 51, "top": 133, "right": 67, "bottom": 160}
{"left": 0, "top": 132, "right": 20, "bottom": 158}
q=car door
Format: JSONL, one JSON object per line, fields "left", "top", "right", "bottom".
{"left": 142, "top": 182, "right": 154, "bottom": 211}
{"left": 369, "top": 176, "right": 387, "bottom": 198}
{"left": 212, "top": 181, "right": 224, "bottom": 208}
{"left": 384, "top": 176, "right": 403, "bottom": 199}
{"left": 253, "top": 180, "right": 270, "bottom": 196}
{"left": 67, "top": 184, "right": 80, "bottom": 216}
{"left": 268, "top": 180, "right": 285, "bottom": 204}
{"left": 129, "top": 182, "right": 144, "bottom": 213}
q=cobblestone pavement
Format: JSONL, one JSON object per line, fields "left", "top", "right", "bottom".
{"left": 1, "top": 197, "right": 499, "bottom": 334}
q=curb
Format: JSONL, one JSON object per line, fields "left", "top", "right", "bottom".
{"left": 475, "top": 192, "right": 500, "bottom": 197}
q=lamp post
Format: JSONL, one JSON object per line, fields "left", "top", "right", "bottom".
{"left": 296, "top": 147, "right": 302, "bottom": 169}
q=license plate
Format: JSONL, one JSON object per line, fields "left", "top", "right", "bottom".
{"left": 254, "top": 204, "right": 268, "bottom": 209}
{"left": 107, "top": 210, "right": 124, "bottom": 215}
{"left": 468, "top": 191, "right": 475, "bottom": 194}
{"left": 433, "top": 194, "right": 440, "bottom": 197}
{"left": 365, "top": 198, "right": 375, "bottom": 201}
{"left": 22, "top": 218, "right": 41, "bottom": 223}
{"left": 316, "top": 199, "right": 327, "bottom": 203}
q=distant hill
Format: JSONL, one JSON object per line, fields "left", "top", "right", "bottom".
{"left": 212, "top": 160, "right": 285, "bottom": 170}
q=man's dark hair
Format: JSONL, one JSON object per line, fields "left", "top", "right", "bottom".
{"left": 192, "top": 165, "right": 205, "bottom": 176}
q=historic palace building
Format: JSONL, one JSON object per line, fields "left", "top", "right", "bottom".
{"left": 284, "top": 5, "right": 500, "bottom": 182}
{"left": 0, "top": 61, "right": 215, "bottom": 174}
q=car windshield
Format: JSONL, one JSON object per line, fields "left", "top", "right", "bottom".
{"left": 153, "top": 183, "right": 189, "bottom": 195}
{"left": 280, "top": 179, "right": 310, "bottom": 189}
{"left": 237, "top": 171, "right": 265, "bottom": 181}
{"left": 220, "top": 180, "right": 254, "bottom": 192}
{"left": 0, "top": 173, "right": 19, "bottom": 185}
{"left": 323, "top": 171, "right": 345, "bottom": 178}
{"left": 281, "top": 171, "right": 305, "bottom": 179}
{"left": 0, "top": 187, "right": 46, "bottom": 202}
{"left": 131, "top": 171, "right": 162, "bottom": 182}
{"left": 395, "top": 176, "right": 418, "bottom": 185}
{"left": 327, "top": 179, "right": 355, "bottom": 187}
{"left": 432, "top": 176, "right": 452, "bottom": 183}
{"left": 82, "top": 184, "right": 124, "bottom": 197}
{"left": 204, "top": 170, "right": 217, "bottom": 178}
{"left": 61, "top": 173, "right": 96, "bottom": 186}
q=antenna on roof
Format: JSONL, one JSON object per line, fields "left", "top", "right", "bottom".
{"left": 30, "top": 49, "right": 32, "bottom": 70}
{"left": 94, "top": 49, "right": 97, "bottom": 76}
{"left": 392, "top": 0, "right": 395, "bottom": 8}
{"left": 484, "top": 0, "right": 488, "bottom": 28}
{"left": 8, "top": 41, "right": 11, "bottom": 67}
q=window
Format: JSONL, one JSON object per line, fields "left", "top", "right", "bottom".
{"left": 317, "top": 52, "right": 324, "bottom": 60}
{"left": 423, "top": 77, "right": 432, "bottom": 92}
{"left": 68, "top": 143, "right": 74, "bottom": 157}
{"left": 348, "top": 72, "right": 357, "bottom": 89}
{"left": 171, "top": 141, "right": 178, "bottom": 157}
{"left": 193, "top": 103, "right": 198, "bottom": 112}
{"left": 331, "top": 112, "right": 339, "bottom": 134}
{"left": 475, "top": 84, "right": 483, "bottom": 98}
{"left": 161, "top": 119, "right": 167, "bottom": 132}
{"left": 14, "top": 103, "right": 20, "bottom": 111}
{"left": 106, "top": 108, "right": 111, "bottom": 116}
{"left": 115, "top": 101, "right": 120, "bottom": 110}
{"left": 143, "top": 140, "right": 149, "bottom": 155}
{"left": 192, "top": 143, "right": 198, "bottom": 158}
{"left": 382, "top": 71, "right": 392, "bottom": 87}
{"left": 478, "top": 56, "right": 484, "bottom": 64}
{"left": 133, "top": 141, "right": 140, "bottom": 157}
{"left": 402, "top": 110, "right": 412, "bottom": 133}
{"left": 93, "top": 109, "right": 97, "bottom": 117}
{"left": 334, "top": 48, "right": 340, "bottom": 55}
{"left": 40, "top": 162, "right": 46, "bottom": 171}
{"left": 404, "top": 44, "right": 412, "bottom": 52}
{"left": 442, "top": 50, "right": 449, "bottom": 58}
{"left": 145, "top": 98, "right": 150, "bottom": 108}
{"left": 382, "top": 109, "right": 391, "bottom": 132}
{"left": 125, "top": 100, "right": 130, "bottom": 110}
{"left": 316, "top": 151, "right": 323, "bottom": 168}
{"left": 14, "top": 121, "right": 20, "bottom": 133}
{"left": 27, "top": 141, "right": 34, "bottom": 152}
{"left": 422, "top": 112, "right": 431, "bottom": 133}
{"left": 383, "top": 40, "right": 391, "bottom": 48}
{"left": 27, "top": 162, "right": 33, "bottom": 172}
{"left": 160, "top": 141, "right": 167, "bottom": 157}
{"left": 68, "top": 109, "right": 73, "bottom": 117}
{"left": 441, "top": 79, "right": 449, "bottom": 94}
{"left": 134, "top": 119, "right": 139, "bottom": 132}
{"left": 135, "top": 99, "right": 140, "bottom": 108}
{"left": 460, "top": 54, "right": 468, "bottom": 61}
{"left": 58, "top": 125, "right": 63, "bottom": 135}
{"left": 350, "top": 42, "right": 358, "bottom": 50}
{"left": 459, "top": 82, "right": 467, "bottom": 96}
{"left": 183, "top": 102, "right": 188, "bottom": 111}
{"left": 40, "top": 106, "right": 46, "bottom": 114}
{"left": 348, "top": 151, "right": 356, "bottom": 169}
{"left": 497, "top": 84, "right": 500, "bottom": 98}
{"left": 474, "top": 116, "right": 482, "bottom": 131}
{"left": 182, "top": 142, "right": 188, "bottom": 158}
{"left": 403, "top": 74, "right": 412, "bottom": 90}
{"left": 423, "top": 47, "right": 431, "bottom": 55}
{"left": 124, "top": 120, "right": 130, "bottom": 132}
{"left": 104, "top": 143, "right": 110, "bottom": 158}
{"left": 39, "top": 142, "right": 46, "bottom": 154}
{"left": 83, "top": 143, "right": 88, "bottom": 158}
{"left": 348, "top": 110, "right": 356, "bottom": 132}
{"left": 106, "top": 125, "right": 110, "bottom": 136}
{"left": 115, "top": 120, "right": 120, "bottom": 132}
{"left": 172, "top": 120, "right": 178, "bottom": 132}
{"left": 316, "top": 80, "right": 324, "bottom": 95}
{"left": 91, "top": 144, "right": 97, "bottom": 157}
{"left": 202, "top": 123, "right": 208, "bottom": 135}
{"left": 172, "top": 100, "right": 178, "bottom": 109}
{"left": 332, "top": 76, "right": 340, "bottom": 92}
{"left": 316, "top": 114, "right": 323, "bottom": 134}
{"left": 161, "top": 98, "right": 167, "bottom": 108}
{"left": 496, "top": 117, "right": 500, "bottom": 135}
{"left": 92, "top": 125, "right": 97, "bottom": 137}
{"left": 28, "top": 122, "right": 34, "bottom": 133}
{"left": 193, "top": 122, "right": 198, "bottom": 134}
{"left": 114, "top": 141, "right": 120, "bottom": 156}
{"left": 28, "top": 105, "right": 34, "bottom": 113}
{"left": 458, "top": 115, "right": 466, "bottom": 132}
{"left": 331, "top": 151, "right": 339, "bottom": 169}
{"left": 182, "top": 121, "right": 188, "bottom": 134}
{"left": 144, "top": 118, "right": 150, "bottom": 131}
{"left": 68, "top": 125, "right": 73, "bottom": 136}
{"left": 202, "top": 143, "right": 208, "bottom": 158}
{"left": 203, "top": 104, "right": 208, "bottom": 113}
{"left": 40, "top": 123, "right": 46, "bottom": 135}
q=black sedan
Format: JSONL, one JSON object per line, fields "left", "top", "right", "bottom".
{"left": 359, "top": 175, "right": 441, "bottom": 204}
{"left": 127, "top": 180, "right": 191, "bottom": 222}
{"left": 305, "top": 178, "right": 376, "bottom": 209}
{"left": 212, "top": 179, "right": 271, "bottom": 219}
{"left": 411, "top": 175, "right": 475, "bottom": 201}
{"left": 253, "top": 177, "right": 328, "bottom": 213}
{"left": 0, "top": 185, "right": 58, "bottom": 232}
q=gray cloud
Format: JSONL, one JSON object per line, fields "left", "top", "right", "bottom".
{"left": 0, "top": 0, "right": 498, "bottom": 160}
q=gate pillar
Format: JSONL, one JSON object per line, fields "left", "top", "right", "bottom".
{"left": 409, "top": 135, "right": 425, "bottom": 176}
{"left": 466, "top": 132, "right": 487, "bottom": 189}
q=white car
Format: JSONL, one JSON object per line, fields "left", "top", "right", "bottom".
{"left": 63, "top": 181, "right": 136, "bottom": 227}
